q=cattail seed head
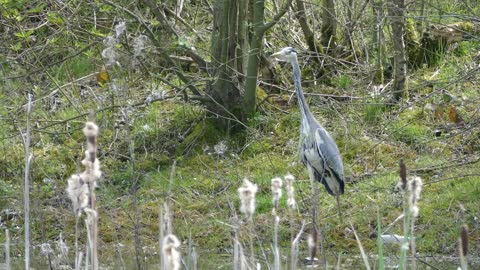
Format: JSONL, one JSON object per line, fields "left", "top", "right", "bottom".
{"left": 238, "top": 178, "right": 258, "bottom": 219}
{"left": 460, "top": 225, "right": 468, "bottom": 257}
{"left": 307, "top": 233, "right": 317, "bottom": 260}
{"left": 284, "top": 173, "right": 297, "bottom": 210}
{"left": 66, "top": 174, "right": 88, "bottom": 215}
{"left": 284, "top": 173, "right": 295, "bottom": 183}
{"left": 399, "top": 159, "right": 407, "bottom": 190}
{"left": 80, "top": 121, "right": 102, "bottom": 182}
{"left": 83, "top": 122, "right": 99, "bottom": 138}
{"left": 163, "top": 234, "right": 181, "bottom": 270}
{"left": 307, "top": 234, "right": 315, "bottom": 251}
{"left": 408, "top": 176, "right": 423, "bottom": 218}
{"left": 271, "top": 177, "right": 283, "bottom": 212}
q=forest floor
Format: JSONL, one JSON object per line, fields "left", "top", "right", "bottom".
{"left": 1, "top": 41, "right": 479, "bottom": 268}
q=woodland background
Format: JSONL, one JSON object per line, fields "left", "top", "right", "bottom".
{"left": 0, "top": 0, "right": 479, "bottom": 269}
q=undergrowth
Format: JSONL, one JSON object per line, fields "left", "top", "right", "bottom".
{"left": 0, "top": 13, "right": 479, "bottom": 268}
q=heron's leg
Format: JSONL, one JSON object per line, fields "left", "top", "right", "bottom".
{"left": 307, "top": 165, "right": 324, "bottom": 263}
{"left": 336, "top": 195, "right": 343, "bottom": 222}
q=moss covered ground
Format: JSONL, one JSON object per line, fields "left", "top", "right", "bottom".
{"left": 1, "top": 40, "right": 479, "bottom": 267}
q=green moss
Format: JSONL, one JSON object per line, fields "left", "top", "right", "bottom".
{"left": 388, "top": 108, "right": 431, "bottom": 145}
{"left": 364, "top": 102, "right": 387, "bottom": 123}
{"left": 51, "top": 57, "right": 95, "bottom": 82}
{"left": 333, "top": 74, "right": 352, "bottom": 89}
{"left": 2, "top": 11, "right": 480, "bottom": 260}
{"left": 391, "top": 122, "right": 429, "bottom": 145}
{"left": 181, "top": 119, "right": 220, "bottom": 153}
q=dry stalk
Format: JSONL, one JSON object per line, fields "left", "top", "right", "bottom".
{"left": 5, "top": 229, "right": 10, "bottom": 270}
{"left": 460, "top": 224, "right": 469, "bottom": 270}
{"left": 23, "top": 94, "right": 33, "bottom": 270}
{"left": 66, "top": 121, "right": 102, "bottom": 270}
{"left": 351, "top": 222, "right": 371, "bottom": 270}
{"left": 291, "top": 220, "right": 306, "bottom": 270}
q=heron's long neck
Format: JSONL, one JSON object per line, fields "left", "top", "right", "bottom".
{"left": 291, "top": 56, "right": 313, "bottom": 123}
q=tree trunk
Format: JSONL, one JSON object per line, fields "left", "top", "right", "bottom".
{"left": 243, "top": 0, "right": 292, "bottom": 117}
{"left": 294, "top": 0, "right": 322, "bottom": 55}
{"left": 372, "top": 0, "right": 386, "bottom": 84}
{"left": 343, "top": 0, "right": 354, "bottom": 50}
{"left": 243, "top": 0, "right": 266, "bottom": 117}
{"left": 321, "top": 0, "right": 337, "bottom": 53}
{"left": 388, "top": 0, "right": 408, "bottom": 101}
{"left": 210, "top": 0, "right": 291, "bottom": 124}
{"left": 209, "top": 0, "right": 245, "bottom": 129}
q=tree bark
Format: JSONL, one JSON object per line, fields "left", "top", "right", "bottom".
{"left": 294, "top": 0, "right": 322, "bottom": 55}
{"left": 243, "top": 0, "right": 292, "bottom": 117}
{"left": 209, "top": 0, "right": 245, "bottom": 129}
{"left": 243, "top": 0, "right": 266, "bottom": 117}
{"left": 343, "top": 0, "right": 354, "bottom": 50}
{"left": 388, "top": 0, "right": 408, "bottom": 101}
{"left": 372, "top": 0, "right": 386, "bottom": 84}
{"left": 321, "top": 0, "right": 337, "bottom": 53}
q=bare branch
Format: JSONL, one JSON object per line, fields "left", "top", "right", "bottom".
{"left": 263, "top": 0, "right": 294, "bottom": 31}
{"left": 101, "top": 0, "right": 203, "bottom": 96}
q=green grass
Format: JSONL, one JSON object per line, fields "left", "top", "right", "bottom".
{"left": 364, "top": 102, "right": 387, "bottom": 124}
{"left": 1, "top": 84, "right": 478, "bottom": 263}
{"left": 51, "top": 56, "right": 95, "bottom": 82}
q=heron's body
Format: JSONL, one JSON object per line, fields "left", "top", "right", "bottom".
{"left": 272, "top": 47, "right": 345, "bottom": 197}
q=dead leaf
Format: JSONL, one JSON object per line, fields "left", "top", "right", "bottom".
{"left": 96, "top": 66, "right": 110, "bottom": 85}
{"left": 448, "top": 105, "right": 465, "bottom": 125}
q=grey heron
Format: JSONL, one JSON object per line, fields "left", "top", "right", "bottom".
{"left": 271, "top": 47, "right": 345, "bottom": 216}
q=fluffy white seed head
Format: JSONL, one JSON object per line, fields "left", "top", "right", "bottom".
{"left": 284, "top": 173, "right": 295, "bottom": 183}
{"left": 81, "top": 122, "right": 102, "bottom": 182}
{"left": 307, "top": 234, "right": 316, "bottom": 254}
{"left": 83, "top": 208, "right": 98, "bottom": 228}
{"left": 102, "top": 47, "right": 117, "bottom": 67}
{"left": 56, "top": 233, "right": 69, "bottom": 257}
{"left": 271, "top": 177, "right": 283, "bottom": 214}
{"left": 133, "top": 35, "right": 148, "bottom": 57}
{"left": 115, "top": 21, "right": 126, "bottom": 38}
{"left": 238, "top": 178, "right": 258, "bottom": 219}
{"left": 83, "top": 122, "right": 99, "bottom": 138}
{"left": 271, "top": 177, "right": 283, "bottom": 204}
{"left": 40, "top": 243, "right": 53, "bottom": 256}
{"left": 81, "top": 155, "right": 102, "bottom": 179}
{"left": 286, "top": 193, "right": 296, "bottom": 210}
{"left": 214, "top": 140, "right": 227, "bottom": 155}
{"left": 103, "top": 35, "right": 117, "bottom": 47}
{"left": 163, "top": 234, "right": 181, "bottom": 270}
{"left": 66, "top": 174, "right": 88, "bottom": 215}
{"left": 284, "top": 173, "right": 297, "bottom": 210}
{"left": 408, "top": 176, "right": 423, "bottom": 199}
{"left": 408, "top": 176, "right": 423, "bottom": 217}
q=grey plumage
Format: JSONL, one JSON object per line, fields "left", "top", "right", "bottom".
{"left": 271, "top": 47, "right": 345, "bottom": 197}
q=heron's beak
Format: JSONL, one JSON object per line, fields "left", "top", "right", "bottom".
{"left": 270, "top": 51, "right": 285, "bottom": 61}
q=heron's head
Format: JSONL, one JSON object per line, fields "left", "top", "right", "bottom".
{"left": 270, "top": 47, "right": 297, "bottom": 63}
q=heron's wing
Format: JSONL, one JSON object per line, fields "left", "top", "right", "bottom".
{"left": 314, "top": 127, "right": 344, "bottom": 175}
{"left": 314, "top": 127, "right": 345, "bottom": 194}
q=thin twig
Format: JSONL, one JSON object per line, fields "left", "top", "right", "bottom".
{"left": 350, "top": 222, "right": 371, "bottom": 270}
{"left": 291, "top": 220, "right": 306, "bottom": 270}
